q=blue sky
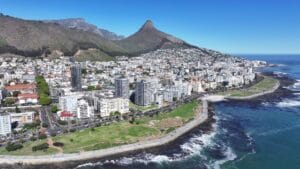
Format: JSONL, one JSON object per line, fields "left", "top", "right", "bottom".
{"left": 0, "top": 0, "right": 299, "bottom": 54}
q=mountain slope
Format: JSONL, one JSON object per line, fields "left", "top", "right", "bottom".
{"left": 43, "top": 18, "right": 125, "bottom": 40}
{"left": 0, "top": 14, "right": 126, "bottom": 57}
{"left": 115, "top": 20, "right": 196, "bottom": 54}
{"left": 0, "top": 15, "right": 198, "bottom": 58}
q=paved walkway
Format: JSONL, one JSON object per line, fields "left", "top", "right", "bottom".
{"left": 0, "top": 101, "right": 209, "bottom": 165}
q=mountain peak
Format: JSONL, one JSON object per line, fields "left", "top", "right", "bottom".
{"left": 140, "top": 20, "right": 155, "bottom": 30}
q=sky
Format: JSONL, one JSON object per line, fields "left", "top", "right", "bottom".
{"left": 0, "top": 0, "right": 299, "bottom": 54}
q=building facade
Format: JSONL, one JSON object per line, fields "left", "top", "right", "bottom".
{"left": 0, "top": 114, "right": 11, "bottom": 136}
{"left": 115, "top": 77, "right": 129, "bottom": 98}
{"left": 135, "top": 80, "right": 153, "bottom": 106}
{"left": 71, "top": 64, "right": 82, "bottom": 91}
{"left": 77, "top": 99, "right": 94, "bottom": 119}
{"left": 98, "top": 97, "right": 129, "bottom": 117}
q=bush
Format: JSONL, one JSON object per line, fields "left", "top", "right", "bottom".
{"left": 51, "top": 105, "right": 59, "bottom": 113}
{"left": 23, "top": 121, "right": 40, "bottom": 130}
{"left": 38, "top": 133, "right": 47, "bottom": 140}
{"left": 58, "top": 120, "right": 68, "bottom": 125}
{"left": 30, "top": 137, "right": 37, "bottom": 141}
{"left": 69, "top": 128, "right": 76, "bottom": 133}
{"left": 32, "top": 143, "right": 49, "bottom": 152}
{"left": 42, "top": 123, "right": 49, "bottom": 128}
{"left": 5, "top": 143, "right": 23, "bottom": 152}
{"left": 53, "top": 142, "right": 64, "bottom": 147}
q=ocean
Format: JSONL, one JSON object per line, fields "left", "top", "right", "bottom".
{"left": 13, "top": 55, "right": 300, "bottom": 169}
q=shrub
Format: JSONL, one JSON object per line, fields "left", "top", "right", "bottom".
{"left": 42, "top": 123, "right": 49, "bottom": 128}
{"left": 38, "top": 133, "right": 47, "bottom": 140}
{"left": 32, "top": 143, "right": 49, "bottom": 152}
{"left": 51, "top": 105, "right": 58, "bottom": 113}
{"left": 58, "top": 120, "right": 68, "bottom": 125}
{"left": 69, "top": 128, "right": 76, "bottom": 133}
{"left": 53, "top": 142, "right": 64, "bottom": 147}
{"left": 30, "top": 137, "right": 37, "bottom": 141}
{"left": 5, "top": 143, "right": 23, "bottom": 152}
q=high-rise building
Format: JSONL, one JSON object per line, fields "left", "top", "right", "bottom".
{"left": 135, "top": 80, "right": 152, "bottom": 106}
{"left": 71, "top": 64, "right": 82, "bottom": 91}
{"left": 115, "top": 78, "right": 129, "bottom": 98}
{"left": 0, "top": 113, "right": 11, "bottom": 136}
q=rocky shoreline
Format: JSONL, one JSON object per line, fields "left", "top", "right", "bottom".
{"left": 226, "top": 72, "right": 296, "bottom": 104}
{"left": 0, "top": 108, "right": 216, "bottom": 169}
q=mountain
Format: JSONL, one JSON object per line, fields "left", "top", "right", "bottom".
{"left": 0, "top": 14, "right": 198, "bottom": 59}
{"left": 0, "top": 14, "right": 126, "bottom": 57}
{"left": 115, "top": 20, "right": 196, "bottom": 54}
{"left": 43, "top": 18, "right": 125, "bottom": 40}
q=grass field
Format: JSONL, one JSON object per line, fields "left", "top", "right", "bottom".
{"left": 219, "top": 76, "right": 278, "bottom": 97}
{"left": 0, "top": 101, "right": 198, "bottom": 155}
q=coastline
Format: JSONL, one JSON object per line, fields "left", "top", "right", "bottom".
{"left": 0, "top": 73, "right": 293, "bottom": 167}
{"left": 226, "top": 78, "right": 280, "bottom": 100}
{"left": 0, "top": 100, "right": 209, "bottom": 166}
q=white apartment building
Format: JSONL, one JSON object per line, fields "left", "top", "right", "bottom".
{"left": 59, "top": 94, "right": 82, "bottom": 115}
{"left": 10, "top": 111, "right": 35, "bottom": 125}
{"left": 77, "top": 99, "right": 94, "bottom": 119}
{"left": 0, "top": 114, "right": 11, "bottom": 136}
{"left": 98, "top": 97, "right": 129, "bottom": 117}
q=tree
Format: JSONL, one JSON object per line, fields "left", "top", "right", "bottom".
{"left": 4, "top": 98, "right": 15, "bottom": 106}
{"left": 32, "top": 143, "right": 49, "bottom": 152}
{"left": 15, "top": 106, "right": 21, "bottom": 113}
{"left": 39, "top": 94, "right": 51, "bottom": 106}
{"left": 81, "top": 69, "right": 87, "bottom": 75}
{"left": 51, "top": 105, "right": 59, "bottom": 113}
{"left": 35, "top": 75, "right": 51, "bottom": 105}
{"left": 12, "top": 91, "right": 21, "bottom": 97}
{"left": 87, "top": 85, "right": 96, "bottom": 91}
{"left": 5, "top": 143, "right": 23, "bottom": 152}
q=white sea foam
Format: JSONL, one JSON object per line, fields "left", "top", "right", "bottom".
{"left": 276, "top": 99, "right": 300, "bottom": 108}
{"left": 274, "top": 71, "right": 287, "bottom": 76}
{"left": 180, "top": 126, "right": 217, "bottom": 155}
{"left": 208, "top": 147, "right": 237, "bottom": 169}
{"left": 76, "top": 119, "right": 219, "bottom": 168}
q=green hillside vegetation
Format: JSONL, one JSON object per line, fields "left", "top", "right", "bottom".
{"left": 75, "top": 49, "right": 114, "bottom": 62}
{"left": 0, "top": 36, "right": 7, "bottom": 46}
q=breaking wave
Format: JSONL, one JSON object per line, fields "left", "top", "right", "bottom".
{"left": 276, "top": 99, "right": 300, "bottom": 108}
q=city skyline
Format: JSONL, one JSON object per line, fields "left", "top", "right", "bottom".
{"left": 0, "top": 0, "right": 299, "bottom": 54}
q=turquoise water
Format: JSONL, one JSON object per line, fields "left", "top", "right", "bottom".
{"left": 76, "top": 55, "right": 300, "bottom": 169}
{"left": 221, "top": 55, "right": 300, "bottom": 169}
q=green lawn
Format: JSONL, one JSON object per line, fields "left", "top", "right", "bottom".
{"left": 219, "top": 76, "right": 278, "bottom": 97}
{"left": 0, "top": 101, "right": 199, "bottom": 155}
{"left": 0, "top": 140, "right": 59, "bottom": 156}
